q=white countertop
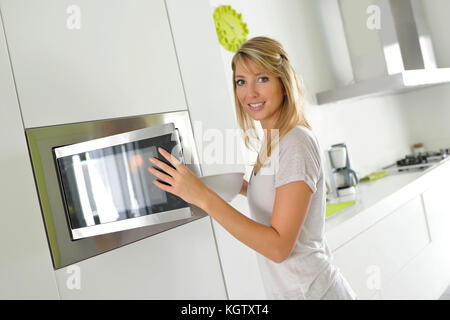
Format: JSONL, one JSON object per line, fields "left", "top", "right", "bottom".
{"left": 325, "top": 157, "right": 450, "bottom": 251}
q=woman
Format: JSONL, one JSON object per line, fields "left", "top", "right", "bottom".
{"left": 148, "top": 36, "right": 356, "bottom": 300}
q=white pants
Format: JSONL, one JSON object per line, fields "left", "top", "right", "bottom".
{"left": 321, "top": 272, "right": 357, "bottom": 300}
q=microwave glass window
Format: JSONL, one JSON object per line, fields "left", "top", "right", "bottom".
{"left": 56, "top": 133, "right": 188, "bottom": 230}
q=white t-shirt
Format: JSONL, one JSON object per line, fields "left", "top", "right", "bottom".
{"left": 247, "top": 126, "right": 356, "bottom": 300}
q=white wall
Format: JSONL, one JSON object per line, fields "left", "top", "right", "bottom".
{"left": 401, "top": 84, "right": 450, "bottom": 151}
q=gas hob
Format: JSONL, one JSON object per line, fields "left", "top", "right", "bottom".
{"left": 383, "top": 149, "right": 449, "bottom": 173}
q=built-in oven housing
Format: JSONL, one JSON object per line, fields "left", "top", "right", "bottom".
{"left": 26, "top": 111, "right": 206, "bottom": 269}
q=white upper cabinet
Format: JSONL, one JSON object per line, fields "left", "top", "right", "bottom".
{"left": 0, "top": 12, "right": 59, "bottom": 299}
{"left": 0, "top": 0, "right": 186, "bottom": 128}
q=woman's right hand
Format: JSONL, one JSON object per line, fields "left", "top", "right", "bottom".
{"left": 239, "top": 179, "right": 248, "bottom": 197}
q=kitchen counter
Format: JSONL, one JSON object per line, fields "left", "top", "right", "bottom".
{"left": 324, "top": 157, "right": 450, "bottom": 299}
{"left": 325, "top": 157, "right": 450, "bottom": 252}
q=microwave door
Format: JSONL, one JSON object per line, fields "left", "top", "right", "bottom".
{"left": 64, "top": 151, "right": 121, "bottom": 228}
{"left": 117, "top": 144, "right": 143, "bottom": 219}
{"left": 58, "top": 155, "right": 93, "bottom": 229}
{"left": 54, "top": 123, "right": 191, "bottom": 241}
{"left": 101, "top": 147, "right": 130, "bottom": 221}
{"left": 90, "top": 149, "right": 126, "bottom": 224}
{"left": 125, "top": 144, "right": 167, "bottom": 216}
{"left": 136, "top": 147, "right": 168, "bottom": 211}
{"left": 126, "top": 146, "right": 149, "bottom": 218}
{"left": 123, "top": 143, "right": 169, "bottom": 214}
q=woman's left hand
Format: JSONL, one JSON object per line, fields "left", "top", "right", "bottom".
{"left": 148, "top": 147, "right": 211, "bottom": 209}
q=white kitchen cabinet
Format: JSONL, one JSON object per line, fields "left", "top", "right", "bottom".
{"left": 387, "top": 165, "right": 450, "bottom": 299}
{"left": 422, "top": 180, "right": 450, "bottom": 243}
{"left": 165, "top": 0, "right": 264, "bottom": 300}
{"left": 332, "top": 196, "right": 431, "bottom": 299}
{"left": 0, "top": 0, "right": 229, "bottom": 299}
{"left": 381, "top": 182, "right": 450, "bottom": 299}
{"left": 54, "top": 218, "right": 227, "bottom": 299}
{"left": 381, "top": 235, "right": 450, "bottom": 299}
{"left": 0, "top": 14, "right": 59, "bottom": 299}
{"left": 165, "top": 0, "right": 243, "bottom": 176}
{"left": 0, "top": 0, "right": 186, "bottom": 128}
{"left": 330, "top": 160, "right": 450, "bottom": 300}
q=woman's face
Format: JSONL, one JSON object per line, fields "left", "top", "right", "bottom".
{"left": 235, "top": 59, "right": 284, "bottom": 130}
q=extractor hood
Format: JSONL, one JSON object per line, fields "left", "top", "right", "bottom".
{"left": 316, "top": 0, "right": 450, "bottom": 105}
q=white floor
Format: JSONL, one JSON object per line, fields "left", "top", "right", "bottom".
{"left": 439, "top": 284, "right": 450, "bottom": 300}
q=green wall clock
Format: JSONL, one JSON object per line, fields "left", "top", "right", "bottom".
{"left": 213, "top": 5, "right": 249, "bottom": 52}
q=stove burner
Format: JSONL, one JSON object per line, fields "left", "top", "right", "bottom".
{"left": 396, "top": 149, "right": 449, "bottom": 168}
{"left": 396, "top": 155, "right": 427, "bottom": 167}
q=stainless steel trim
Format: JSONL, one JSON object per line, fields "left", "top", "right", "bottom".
{"left": 26, "top": 110, "right": 206, "bottom": 269}
{"left": 54, "top": 123, "right": 175, "bottom": 159}
{"left": 72, "top": 207, "right": 192, "bottom": 240}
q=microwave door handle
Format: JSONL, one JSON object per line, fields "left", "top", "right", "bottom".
{"left": 174, "top": 128, "right": 185, "bottom": 164}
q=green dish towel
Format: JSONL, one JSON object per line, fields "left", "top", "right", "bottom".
{"left": 360, "top": 170, "right": 388, "bottom": 182}
{"left": 326, "top": 201, "right": 355, "bottom": 219}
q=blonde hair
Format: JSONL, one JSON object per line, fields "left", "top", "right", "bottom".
{"left": 231, "top": 36, "right": 311, "bottom": 170}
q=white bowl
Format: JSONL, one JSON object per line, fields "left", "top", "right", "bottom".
{"left": 200, "top": 172, "right": 245, "bottom": 202}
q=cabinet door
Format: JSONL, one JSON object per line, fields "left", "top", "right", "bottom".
{"left": 54, "top": 218, "right": 227, "bottom": 299}
{"left": 165, "top": 0, "right": 262, "bottom": 300}
{"left": 331, "top": 196, "right": 431, "bottom": 299}
{"left": 422, "top": 179, "right": 450, "bottom": 243}
{"left": 381, "top": 176, "right": 450, "bottom": 299}
{"left": 0, "top": 0, "right": 185, "bottom": 128}
{"left": 0, "top": 14, "right": 59, "bottom": 298}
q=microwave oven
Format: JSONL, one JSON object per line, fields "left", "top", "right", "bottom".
{"left": 26, "top": 111, "right": 206, "bottom": 269}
